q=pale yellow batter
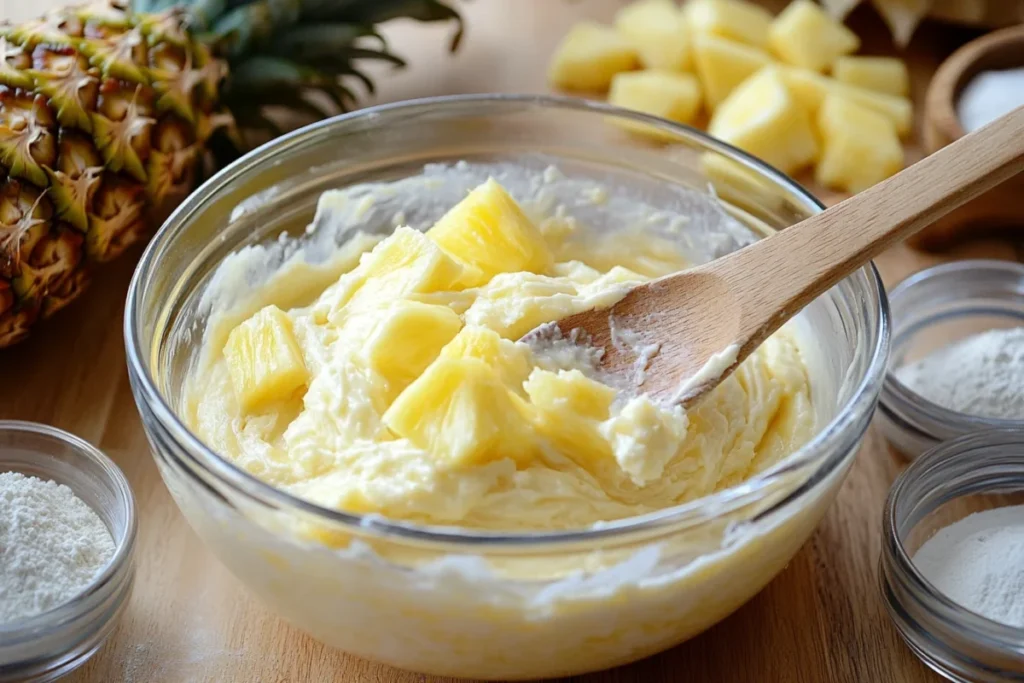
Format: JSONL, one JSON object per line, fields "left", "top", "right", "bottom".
{"left": 185, "top": 175, "right": 815, "bottom": 532}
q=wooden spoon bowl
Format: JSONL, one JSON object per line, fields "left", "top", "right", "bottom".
{"left": 913, "top": 24, "right": 1024, "bottom": 250}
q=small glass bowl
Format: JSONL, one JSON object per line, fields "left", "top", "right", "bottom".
{"left": 0, "top": 421, "right": 137, "bottom": 683}
{"left": 881, "top": 428, "right": 1024, "bottom": 682}
{"left": 877, "top": 259, "right": 1024, "bottom": 459}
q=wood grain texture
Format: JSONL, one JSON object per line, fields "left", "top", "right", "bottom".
{"left": 0, "top": 1, "right": 1020, "bottom": 681}
{"left": 551, "top": 106, "right": 1024, "bottom": 403}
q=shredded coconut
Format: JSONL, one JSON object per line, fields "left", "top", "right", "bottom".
{"left": 895, "top": 327, "right": 1024, "bottom": 420}
{"left": 913, "top": 505, "right": 1024, "bottom": 628}
{"left": 0, "top": 471, "right": 116, "bottom": 622}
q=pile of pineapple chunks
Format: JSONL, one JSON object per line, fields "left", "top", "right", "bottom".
{"left": 549, "top": 0, "right": 911, "bottom": 193}
{"left": 221, "top": 180, "right": 674, "bottom": 473}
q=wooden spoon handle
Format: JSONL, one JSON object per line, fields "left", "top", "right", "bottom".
{"left": 714, "top": 104, "right": 1024, "bottom": 347}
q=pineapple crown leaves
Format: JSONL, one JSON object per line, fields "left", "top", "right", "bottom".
{"left": 132, "top": 0, "right": 463, "bottom": 140}
{"left": 292, "top": 0, "right": 464, "bottom": 50}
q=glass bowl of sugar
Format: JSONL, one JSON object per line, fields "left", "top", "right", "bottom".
{"left": 881, "top": 428, "right": 1024, "bottom": 682}
{"left": 877, "top": 259, "right": 1024, "bottom": 459}
{"left": 0, "top": 421, "right": 137, "bottom": 683}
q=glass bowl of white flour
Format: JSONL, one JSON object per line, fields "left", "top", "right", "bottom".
{"left": 0, "top": 421, "right": 137, "bottom": 682}
{"left": 878, "top": 259, "right": 1024, "bottom": 459}
{"left": 882, "top": 428, "right": 1024, "bottom": 681}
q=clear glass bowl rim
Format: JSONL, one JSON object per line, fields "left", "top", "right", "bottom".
{"left": 882, "top": 427, "right": 1024, "bottom": 651}
{"left": 123, "top": 93, "right": 891, "bottom": 547}
{"left": 882, "top": 259, "right": 1024, "bottom": 431}
{"left": 0, "top": 419, "right": 137, "bottom": 642}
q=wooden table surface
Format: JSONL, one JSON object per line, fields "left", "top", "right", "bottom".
{"left": 2, "top": 1, "right": 1023, "bottom": 681}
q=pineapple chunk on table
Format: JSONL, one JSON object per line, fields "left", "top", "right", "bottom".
{"left": 831, "top": 81, "right": 912, "bottom": 136}
{"left": 685, "top": 0, "right": 774, "bottom": 49}
{"left": 768, "top": 0, "right": 860, "bottom": 72}
{"left": 780, "top": 67, "right": 913, "bottom": 136}
{"left": 608, "top": 70, "right": 703, "bottom": 134}
{"left": 778, "top": 66, "right": 833, "bottom": 110}
{"left": 709, "top": 67, "right": 818, "bottom": 175}
{"left": 383, "top": 358, "right": 535, "bottom": 469}
{"left": 831, "top": 55, "right": 910, "bottom": 97}
{"left": 427, "top": 178, "right": 553, "bottom": 289}
{"left": 363, "top": 301, "right": 463, "bottom": 403}
{"left": 523, "top": 368, "right": 617, "bottom": 465}
{"left": 815, "top": 93, "right": 904, "bottom": 193}
{"left": 692, "top": 34, "right": 773, "bottom": 109}
{"left": 614, "top": 0, "right": 690, "bottom": 71}
{"left": 224, "top": 305, "right": 309, "bottom": 413}
{"left": 548, "top": 22, "right": 639, "bottom": 91}
{"left": 439, "top": 325, "right": 533, "bottom": 391}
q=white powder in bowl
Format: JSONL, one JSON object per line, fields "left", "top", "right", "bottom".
{"left": 895, "top": 327, "right": 1024, "bottom": 420}
{"left": 957, "top": 68, "right": 1024, "bottom": 134}
{"left": 913, "top": 505, "right": 1024, "bottom": 628}
{"left": 0, "top": 472, "right": 116, "bottom": 622}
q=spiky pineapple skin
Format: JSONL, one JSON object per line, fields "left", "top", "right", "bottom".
{"left": 0, "top": 0, "right": 463, "bottom": 350}
{"left": 0, "top": 2, "right": 228, "bottom": 347}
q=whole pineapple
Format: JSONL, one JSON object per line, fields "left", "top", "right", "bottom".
{"left": 0, "top": 0, "right": 462, "bottom": 348}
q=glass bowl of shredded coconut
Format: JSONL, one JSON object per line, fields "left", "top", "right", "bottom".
{"left": 878, "top": 259, "right": 1024, "bottom": 459}
{"left": 882, "top": 428, "right": 1024, "bottom": 681}
{"left": 0, "top": 421, "right": 137, "bottom": 683}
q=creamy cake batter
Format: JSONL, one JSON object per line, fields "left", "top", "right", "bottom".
{"left": 184, "top": 165, "right": 815, "bottom": 532}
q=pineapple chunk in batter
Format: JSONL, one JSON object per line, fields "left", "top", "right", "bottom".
{"left": 223, "top": 305, "right": 308, "bottom": 413}
{"left": 384, "top": 357, "right": 536, "bottom": 469}
{"left": 427, "top": 178, "right": 553, "bottom": 288}
{"left": 362, "top": 300, "right": 462, "bottom": 402}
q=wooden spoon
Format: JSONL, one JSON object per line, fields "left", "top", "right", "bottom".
{"left": 529, "top": 105, "right": 1024, "bottom": 407}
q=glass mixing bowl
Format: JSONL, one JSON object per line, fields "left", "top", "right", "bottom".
{"left": 124, "top": 95, "right": 889, "bottom": 679}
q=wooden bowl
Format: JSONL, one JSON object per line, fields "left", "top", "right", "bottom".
{"left": 912, "top": 24, "right": 1024, "bottom": 250}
